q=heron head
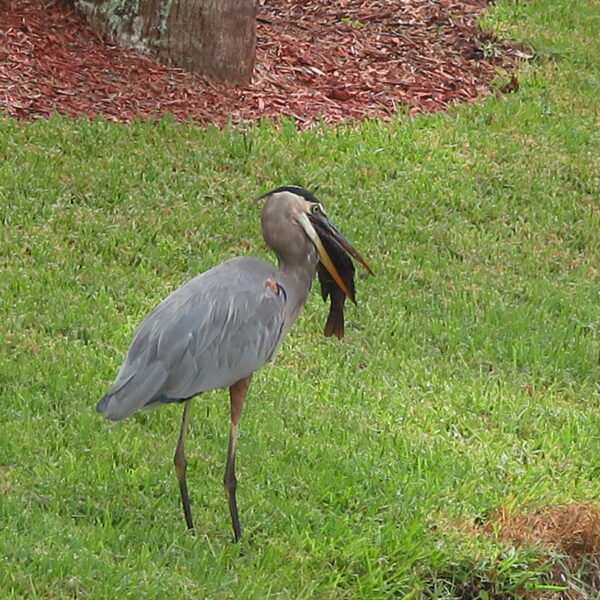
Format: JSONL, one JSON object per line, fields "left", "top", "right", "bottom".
{"left": 256, "top": 186, "right": 373, "bottom": 301}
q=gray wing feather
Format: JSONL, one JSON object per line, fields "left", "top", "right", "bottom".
{"left": 98, "top": 257, "right": 286, "bottom": 421}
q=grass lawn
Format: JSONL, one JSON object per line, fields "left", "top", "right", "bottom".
{"left": 1, "top": 0, "right": 599, "bottom": 597}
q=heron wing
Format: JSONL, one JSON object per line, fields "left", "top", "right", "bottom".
{"left": 97, "top": 257, "right": 287, "bottom": 421}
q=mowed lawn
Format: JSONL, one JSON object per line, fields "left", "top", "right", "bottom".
{"left": 1, "top": 0, "right": 599, "bottom": 598}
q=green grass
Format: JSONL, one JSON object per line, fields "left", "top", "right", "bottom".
{"left": 1, "top": 0, "right": 599, "bottom": 597}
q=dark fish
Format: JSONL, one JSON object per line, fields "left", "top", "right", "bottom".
{"left": 314, "top": 222, "right": 356, "bottom": 339}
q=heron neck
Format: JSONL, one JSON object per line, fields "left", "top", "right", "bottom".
{"left": 278, "top": 255, "right": 318, "bottom": 326}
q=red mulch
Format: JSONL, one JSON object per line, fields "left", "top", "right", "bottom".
{"left": 0, "top": 0, "right": 523, "bottom": 127}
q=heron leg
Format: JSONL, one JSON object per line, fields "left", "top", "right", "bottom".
{"left": 174, "top": 399, "right": 195, "bottom": 532}
{"left": 225, "top": 376, "right": 252, "bottom": 543}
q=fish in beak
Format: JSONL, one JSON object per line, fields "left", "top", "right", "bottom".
{"left": 303, "top": 202, "right": 373, "bottom": 338}
{"left": 316, "top": 235, "right": 355, "bottom": 338}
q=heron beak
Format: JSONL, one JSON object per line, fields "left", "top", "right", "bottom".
{"left": 310, "top": 213, "right": 374, "bottom": 277}
{"left": 298, "top": 211, "right": 373, "bottom": 302}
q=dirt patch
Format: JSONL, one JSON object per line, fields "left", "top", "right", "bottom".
{"left": 491, "top": 503, "right": 600, "bottom": 599}
{"left": 0, "top": 0, "right": 525, "bottom": 126}
{"left": 426, "top": 503, "right": 600, "bottom": 599}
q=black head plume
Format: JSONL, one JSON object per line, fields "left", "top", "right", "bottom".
{"left": 253, "top": 185, "right": 320, "bottom": 204}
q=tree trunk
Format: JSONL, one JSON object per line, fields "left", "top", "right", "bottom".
{"left": 75, "top": 0, "right": 256, "bottom": 85}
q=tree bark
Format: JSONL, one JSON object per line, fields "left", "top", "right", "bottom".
{"left": 75, "top": 0, "right": 256, "bottom": 85}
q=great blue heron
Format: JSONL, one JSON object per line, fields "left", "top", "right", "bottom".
{"left": 97, "top": 185, "right": 372, "bottom": 541}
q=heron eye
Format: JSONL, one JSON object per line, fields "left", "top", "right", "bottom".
{"left": 311, "top": 203, "right": 322, "bottom": 214}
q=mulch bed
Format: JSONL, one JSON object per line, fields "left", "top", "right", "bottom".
{"left": 0, "top": 0, "right": 523, "bottom": 126}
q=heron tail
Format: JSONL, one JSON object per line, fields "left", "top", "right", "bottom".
{"left": 97, "top": 364, "right": 168, "bottom": 421}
